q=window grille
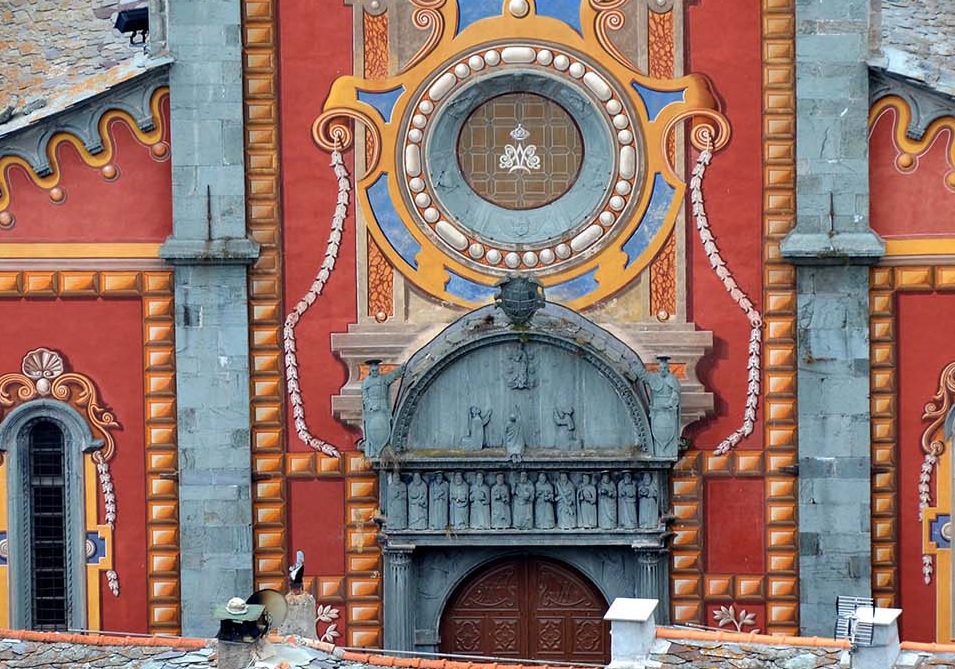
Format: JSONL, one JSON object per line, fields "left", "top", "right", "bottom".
{"left": 28, "top": 420, "right": 67, "bottom": 630}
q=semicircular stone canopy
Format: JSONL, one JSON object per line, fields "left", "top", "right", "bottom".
{"left": 390, "top": 302, "right": 654, "bottom": 455}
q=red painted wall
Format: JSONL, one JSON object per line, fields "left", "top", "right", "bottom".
{"left": 705, "top": 478, "right": 766, "bottom": 574}
{"left": 870, "top": 110, "right": 955, "bottom": 239}
{"left": 895, "top": 292, "right": 954, "bottom": 642}
{"left": 0, "top": 298, "right": 148, "bottom": 633}
{"left": 278, "top": 0, "right": 357, "bottom": 586}
{"left": 279, "top": 0, "right": 359, "bottom": 454}
{"left": 1, "top": 97, "right": 172, "bottom": 244}
{"left": 684, "top": 0, "right": 765, "bottom": 451}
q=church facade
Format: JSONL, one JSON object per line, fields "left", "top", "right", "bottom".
{"left": 0, "top": 0, "right": 953, "bottom": 656}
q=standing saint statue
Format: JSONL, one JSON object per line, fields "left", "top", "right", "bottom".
{"left": 638, "top": 472, "right": 660, "bottom": 529}
{"left": 597, "top": 472, "right": 617, "bottom": 529}
{"left": 555, "top": 472, "right": 577, "bottom": 530}
{"left": 469, "top": 472, "right": 491, "bottom": 529}
{"left": 618, "top": 472, "right": 637, "bottom": 529}
{"left": 461, "top": 406, "right": 492, "bottom": 450}
{"left": 635, "top": 356, "right": 681, "bottom": 457}
{"left": 534, "top": 472, "right": 556, "bottom": 529}
{"left": 491, "top": 473, "right": 512, "bottom": 529}
{"left": 512, "top": 471, "right": 535, "bottom": 530}
{"left": 407, "top": 472, "right": 428, "bottom": 530}
{"left": 450, "top": 472, "right": 470, "bottom": 530}
{"left": 360, "top": 360, "right": 404, "bottom": 457}
{"left": 428, "top": 472, "right": 449, "bottom": 530}
{"left": 504, "top": 408, "right": 526, "bottom": 463}
{"left": 386, "top": 473, "right": 407, "bottom": 530}
{"left": 577, "top": 473, "right": 597, "bottom": 529}
{"left": 506, "top": 343, "right": 535, "bottom": 389}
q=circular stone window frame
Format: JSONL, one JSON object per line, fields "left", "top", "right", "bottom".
{"left": 397, "top": 43, "right": 646, "bottom": 277}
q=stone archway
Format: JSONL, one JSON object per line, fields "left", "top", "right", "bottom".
{"left": 438, "top": 556, "right": 609, "bottom": 663}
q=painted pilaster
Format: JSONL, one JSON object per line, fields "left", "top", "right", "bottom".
{"left": 781, "top": 0, "right": 883, "bottom": 636}
{"left": 161, "top": 0, "right": 259, "bottom": 636}
{"left": 634, "top": 549, "right": 669, "bottom": 625}
{"left": 383, "top": 545, "right": 415, "bottom": 651}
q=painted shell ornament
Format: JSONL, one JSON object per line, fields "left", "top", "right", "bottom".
{"left": 21, "top": 347, "right": 65, "bottom": 395}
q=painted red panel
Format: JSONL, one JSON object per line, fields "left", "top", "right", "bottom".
{"left": 0, "top": 298, "right": 148, "bottom": 633}
{"left": 895, "top": 293, "right": 954, "bottom": 642}
{"left": 685, "top": 0, "right": 765, "bottom": 450}
{"left": 287, "top": 479, "right": 347, "bottom": 581}
{"left": 705, "top": 478, "right": 765, "bottom": 574}
{"left": 1, "top": 97, "right": 172, "bottom": 243}
{"left": 870, "top": 109, "right": 955, "bottom": 239}
{"left": 279, "top": 0, "right": 360, "bottom": 452}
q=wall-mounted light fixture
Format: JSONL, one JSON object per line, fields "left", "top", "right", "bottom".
{"left": 114, "top": 7, "right": 148, "bottom": 46}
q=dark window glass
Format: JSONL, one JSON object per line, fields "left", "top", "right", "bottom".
{"left": 29, "top": 420, "right": 67, "bottom": 630}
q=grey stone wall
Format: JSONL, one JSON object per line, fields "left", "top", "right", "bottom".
{"left": 162, "top": 0, "right": 258, "bottom": 637}
{"left": 783, "top": 0, "right": 883, "bottom": 636}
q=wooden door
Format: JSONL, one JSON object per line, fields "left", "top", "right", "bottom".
{"left": 439, "top": 556, "right": 609, "bottom": 663}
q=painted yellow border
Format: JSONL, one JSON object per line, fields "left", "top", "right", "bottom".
{"left": 884, "top": 238, "right": 955, "bottom": 257}
{"left": 0, "top": 243, "right": 162, "bottom": 259}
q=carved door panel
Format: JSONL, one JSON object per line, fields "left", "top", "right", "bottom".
{"left": 440, "top": 556, "right": 609, "bottom": 663}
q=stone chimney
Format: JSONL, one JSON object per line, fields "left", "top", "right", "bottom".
{"left": 851, "top": 607, "right": 902, "bottom": 669}
{"left": 604, "top": 598, "right": 658, "bottom": 669}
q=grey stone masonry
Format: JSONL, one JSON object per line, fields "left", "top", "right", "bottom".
{"left": 162, "top": 0, "right": 258, "bottom": 637}
{"left": 785, "top": 1, "right": 881, "bottom": 636}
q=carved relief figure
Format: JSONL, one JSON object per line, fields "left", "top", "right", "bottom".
{"left": 636, "top": 356, "right": 681, "bottom": 456}
{"left": 577, "top": 473, "right": 597, "bottom": 529}
{"left": 450, "top": 472, "right": 469, "bottom": 530}
{"left": 360, "top": 360, "right": 404, "bottom": 457}
{"left": 534, "top": 472, "right": 556, "bottom": 529}
{"left": 408, "top": 472, "right": 428, "bottom": 530}
{"left": 470, "top": 472, "right": 491, "bottom": 529}
{"left": 512, "top": 471, "right": 535, "bottom": 530}
{"left": 506, "top": 343, "right": 536, "bottom": 389}
{"left": 491, "top": 473, "right": 512, "bottom": 529}
{"left": 429, "top": 471, "right": 449, "bottom": 530}
{"left": 387, "top": 473, "right": 407, "bottom": 530}
{"left": 638, "top": 472, "right": 659, "bottom": 529}
{"left": 556, "top": 472, "right": 577, "bottom": 530}
{"left": 504, "top": 408, "right": 526, "bottom": 463}
{"left": 553, "top": 405, "right": 580, "bottom": 450}
{"left": 597, "top": 472, "right": 617, "bottom": 529}
{"left": 461, "top": 406, "right": 492, "bottom": 450}
{"left": 618, "top": 472, "right": 637, "bottom": 529}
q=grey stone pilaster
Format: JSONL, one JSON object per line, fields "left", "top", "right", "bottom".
{"left": 383, "top": 545, "right": 416, "bottom": 651}
{"left": 634, "top": 549, "right": 669, "bottom": 625}
{"left": 784, "top": 0, "right": 883, "bottom": 636}
{"left": 163, "top": 0, "right": 259, "bottom": 637}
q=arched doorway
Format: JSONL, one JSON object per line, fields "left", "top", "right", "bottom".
{"left": 439, "top": 556, "right": 610, "bottom": 663}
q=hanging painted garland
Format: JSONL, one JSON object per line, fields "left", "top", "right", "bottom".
{"left": 688, "top": 133, "right": 764, "bottom": 455}
{"left": 282, "top": 148, "right": 350, "bottom": 458}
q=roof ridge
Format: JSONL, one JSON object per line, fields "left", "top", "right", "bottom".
{"left": 0, "top": 628, "right": 209, "bottom": 650}
{"left": 655, "top": 626, "right": 851, "bottom": 649}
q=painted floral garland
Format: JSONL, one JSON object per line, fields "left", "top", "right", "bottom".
{"left": 283, "top": 149, "right": 349, "bottom": 457}
{"left": 689, "top": 140, "right": 764, "bottom": 455}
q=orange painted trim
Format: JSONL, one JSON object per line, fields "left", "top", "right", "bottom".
{"left": 901, "top": 640, "right": 955, "bottom": 652}
{"left": 654, "top": 626, "right": 850, "bottom": 649}
{"left": 0, "top": 88, "right": 170, "bottom": 213}
{"left": 0, "top": 628, "right": 207, "bottom": 649}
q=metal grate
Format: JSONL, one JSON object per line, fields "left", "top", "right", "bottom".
{"left": 835, "top": 595, "right": 875, "bottom": 648}
{"left": 29, "top": 420, "right": 67, "bottom": 630}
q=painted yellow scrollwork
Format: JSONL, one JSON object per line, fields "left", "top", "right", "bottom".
{"left": 314, "top": 0, "right": 731, "bottom": 309}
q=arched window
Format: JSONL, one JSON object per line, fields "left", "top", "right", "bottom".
{"left": 0, "top": 400, "right": 96, "bottom": 630}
